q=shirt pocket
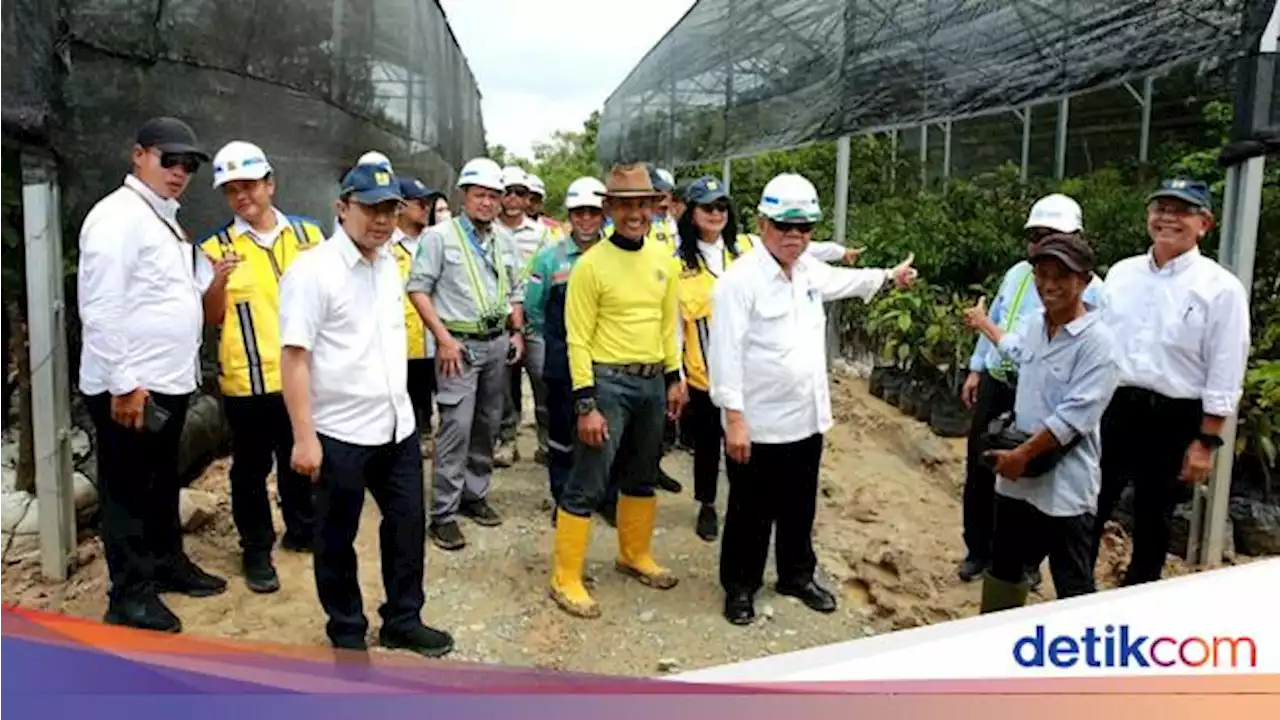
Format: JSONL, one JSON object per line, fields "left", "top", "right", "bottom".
{"left": 752, "top": 297, "right": 794, "bottom": 349}
{"left": 443, "top": 247, "right": 464, "bottom": 266}
{"left": 1161, "top": 294, "right": 1208, "bottom": 354}
{"left": 1038, "top": 357, "right": 1071, "bottom": 408}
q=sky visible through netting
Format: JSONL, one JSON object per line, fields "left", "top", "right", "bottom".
{"left": 598, "top": 0, "right": 1271, "bottom": 172}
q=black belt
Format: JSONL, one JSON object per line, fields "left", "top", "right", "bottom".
{"left": 1115, "top": 386, "right": 1202, "bottom": 411}
{"left": 454, "top": 329, "right": 505, "bottom": 341}
{"left": 596, "top": 362, "right": 664, "bottom": 378}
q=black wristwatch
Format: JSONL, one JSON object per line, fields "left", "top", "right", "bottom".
{"left": 575, "top": 397, "right": 597, "bottom": 416}
{"left": 1195, "top": 432, "right": 1224, "bottom": 450}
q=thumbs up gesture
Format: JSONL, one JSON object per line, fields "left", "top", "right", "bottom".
{"left": 964, "top": 295, "right": 989, "bottom": 329}
{"left": 890, "top": 253, "right": 917, "bottom": 288}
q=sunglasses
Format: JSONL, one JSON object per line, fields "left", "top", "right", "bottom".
{"left": 773, "top": 220, "right": 815, "bottom": 234}
{"left": 505, "top": 187, "right": 530, "bottom": 197}
{"left": 159, "top": 152, "right": 202, "bottom": 174}
{"left": 698, "top": 202, "right": 730, "bottom": 214}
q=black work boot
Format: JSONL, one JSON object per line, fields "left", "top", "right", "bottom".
{"left": 104, "top": 594, "right": 182, "bottom": 633}
{"left": 656, "top": 469, "right": 683, "bottom": 494}
{"left": 429, "top": 520, "right": 466, "bottom": 551}
{"left": 957, "top": 556, "right": 989, "bottom": 583}
{"left": 460, "top": 498, "right": 503, "bottom": 527}
{"left": 696, "top": 503, "right": 719, "bottom": 542}
{"left": 380, "top": 623, "right": 455, "bottom": 658}
{"left": 155, "top": 556, "right": 228, "bottom": 598}
{"left": 243, "top": 550, "right": 280, "bottom": 594}
{"left": 776, "top": 579, "right": 838, "bottom": 613}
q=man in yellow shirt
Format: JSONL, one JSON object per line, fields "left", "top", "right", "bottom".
{"left": 549, "top": 164, "right": 688, "bottom": 619}
{"left": 197, "top": 141, "right": 323, "bottom": 594}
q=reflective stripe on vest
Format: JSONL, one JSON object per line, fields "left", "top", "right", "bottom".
{"left": 443, "top": 219, "right": 509, "bottom": 335}
{"left": 209, "top": 219, "right": 317, "bottom": 396}
{"left": 988, "top": 267, "right": 1034, "bottom": 382}
{"left": 393, "top": 241, "right": 428, "bottom": 359}
{"left": 678, "top": 233, "right": 753, "bottom": 391}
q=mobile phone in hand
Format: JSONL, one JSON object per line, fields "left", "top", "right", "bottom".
{"left": 143, "top": 399, "right": 171, "bottom": 433}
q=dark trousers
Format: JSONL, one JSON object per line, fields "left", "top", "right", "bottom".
{"left": 962, "top": 372, "right": 1017, "bottom": 561}
{"left": 720, "top": 433, "right": 823, "bottom": 595}
{"left": 688, "top": 387, "right": 723, "bottom": 505}
{"left": 223, "top": 393, "right": 315, "bottom": 553}
{"left": 1093, "top": 387, "right": 1202, "bottom": 586}
{"left": 561, "top": 367, "right": 664, "bottom": 518}
{"left": 546, "top": 376, "right": 574, "bottom": 505}
{"left": 501, "top": 355, "right": 524, "bottom": 442}
{"left": 407, "top": 358, "right": 437, "bottom": 434}
{"left": 991, "top": 494, "right": 1096, "bottom": 598}
{"left": 86, "top": 391, "right": 190, "bottom": 603}
{"left": 314, "top": 433, "right": 426, "bottom": 646}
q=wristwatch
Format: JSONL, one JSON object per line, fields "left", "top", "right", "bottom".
{"left": 574, "top": 397, "right": 597, "bottom": 416}
{"left": 1195, "top": 432, "right": 1224, "bottom": 449}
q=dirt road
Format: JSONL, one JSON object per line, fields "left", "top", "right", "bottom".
{"left": 1, "top": 371, "right": 1180, "bottom": 675}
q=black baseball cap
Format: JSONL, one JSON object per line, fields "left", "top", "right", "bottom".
{"left": 1030, "top": 233, "right": 1095, "bottom": 274}
{"left": 135, "top": 117, "right": 210, "bottom": 161}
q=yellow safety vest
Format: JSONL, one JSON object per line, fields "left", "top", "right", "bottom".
{"left": 678, "top": 233, "right": 754, "bottom": 391}
{"left": 442, "top": 218, "right": 510, "bottom": 335}
{"left": 392, "top": 240, "right": 429, "bottom": 360}
{"left": 201, "top": 216, "right": 323, "bottom": 397}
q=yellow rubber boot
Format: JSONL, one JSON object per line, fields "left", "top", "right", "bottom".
{"left": 548, "top": 510, "right": 601, "bottom": 618}
{"left": 615, "top": 495, "right": 679, "bottom": 590}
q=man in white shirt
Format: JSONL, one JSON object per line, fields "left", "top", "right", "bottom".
{"left": 708, "top": 173, "right": 917, "bottom": 625}
{"left": 279, "top": 164, "right": 453, "bottom": 657}
{"left": 495, "top": 165, "right": 552, "bottom": 467}
{"left": 1092, "top": 179, "right": 1250, "bottom": 586}
{"left": 78, "top": 116, "right": 226, "bottom": 633}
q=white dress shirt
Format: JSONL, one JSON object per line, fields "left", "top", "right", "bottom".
{"left": 194, "top": 207, "right": 289, "bottom": 291}
{"left": 708, "top": 246, "right": 890, "bottom": 444}
{"left": 502, "top": 215, "right": 551, "bottom": 265}
{"left": 77, "top": 174, "right": 203, "bottom": 397}
{"left": 278, "top": 227, "right": 416, "bottom": 447}
{"left": 1101, "top": 247, "right": 1250, "bottom": 417}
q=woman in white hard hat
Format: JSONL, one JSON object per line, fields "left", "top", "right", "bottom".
{"left": 707, "top": 172, "right": 916, "bottom": 625}
{"left": 957, "top": 194, "right": 1103, "bottom": 588}
{"left": 197, "top": 140, "right": 325, "bottom": 595}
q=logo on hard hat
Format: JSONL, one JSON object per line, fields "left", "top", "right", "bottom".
{"left": 226, "top": 161, "right": 238, "bottom": 171}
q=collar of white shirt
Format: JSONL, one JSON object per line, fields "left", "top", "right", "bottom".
{"left": 753, "top": 244, "right": 807, "bottom": 282}
{"left": 1062, "top": 309, "right": 1101, "bottom": 337}
{"left": 232, "top": 208, "right": 288, "bottom": 249}
{"left": 331, "top": 226, "right": 391, "bottom": 268}
{"left": 697, "top": 236, "right": 725, "bottom": 252}
{"left": 1145, "top": 245, "right": 1201, "bottom": 275}
{"left": 124, "top": 174, "right": 180, "bottom": 223}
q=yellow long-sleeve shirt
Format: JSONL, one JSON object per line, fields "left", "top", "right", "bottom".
{"left": 566, "top": 235, "right": 680, "bottom": 391}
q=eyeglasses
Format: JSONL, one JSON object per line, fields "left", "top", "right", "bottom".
{"left": 159, "top": 152, "right": 202, "bottom": 174}
{"left": 698, "top": 202, "right": 729, "bottom": 214}
{"left": 505, "top": 187, "right": 530, "bottom": 198}
{"left": 773, "top": 220, "right": 815, "bottom": 234}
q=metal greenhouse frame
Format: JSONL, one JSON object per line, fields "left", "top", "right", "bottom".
{"left": 599, "top": 0, "right": 1280, "bottom": 571}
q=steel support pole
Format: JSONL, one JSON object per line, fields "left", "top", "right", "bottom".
{"left": 889, "top": 128, "right": 898, "bottom": 189}
{"left": 21, "top": 153, "right": 75, "bottom": 582}
{"left": 722, "top": 156, "right": 732, "bottom": 194}
{"left": 1140, "top": 77, "right": 1154, "bottom": 164}
{"left": 1021, "top": 105, "right": 1032, "bottom": 182}
{"left": 1055, "top": 96, "right": 1069, "bottom": 179}
{"left": 1191, "top": 1, "right": 1278, "bottom": 567}
{"left": 834, "top": 135, "right": 851, "bottom": 247}
{"left": 942, "top": 119, "right": 953, "bottom": 182}
{"left": 919, "top": 125, "right": 928, "bottom": 187}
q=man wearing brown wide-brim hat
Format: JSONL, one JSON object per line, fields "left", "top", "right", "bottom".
{"left": 547, "top": 163, "right": 688, "bottom": 619}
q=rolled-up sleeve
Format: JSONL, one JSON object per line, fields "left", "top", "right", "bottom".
{"left": 1202, "top": 283, "right": 1251, "bottom": 416}
{"left": 78, "top": 210, "right": 141, "bottom": 395}
{"left": 805, "top": 241, "right": 846, "bottom": 263}
{"left": 1042, "top": 329, "right": 1120, "bottom": 445}
{"left": 708, "top": 275, "right": 751, "bottom": 412}
{"left": 406, "top": 228, "right": 444, "bottom": 295}
{"left": 279, "top": 254, "right": 324, "bottom": 351}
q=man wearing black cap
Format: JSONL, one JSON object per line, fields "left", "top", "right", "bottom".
{"left": 1091, "top": 179, "right": 1250, "bottom": 586}
{"left": 965, "top": 234, "right": 1119, "bottom": 611}
{"left": 279, "top": 164, "right": 453, "bottom": 657}
{"left": 78, "top": 116, "right": 226, "bottom": 632}
{"left": 392, "top": 175, "right": 438, "bottom": 449}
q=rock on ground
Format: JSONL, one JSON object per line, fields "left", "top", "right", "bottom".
{"left": 1, "top": 490, "right": 34, "bottom": 533}
{"left": 73, "top": 472, "right": 97, "bottom": 511}
{"left": 179, "top": 489, "right": 218, "bottom": 532}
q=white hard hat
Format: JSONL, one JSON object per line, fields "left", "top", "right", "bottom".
{"left": 357, "top": 150, "right": 393, "bottom": 172}
{"left": 457, "top": 158, "right": 505, "bottom": 192}
{"left": 1025, "top": 193, "right": 1083, "bottom": 233}
{"left": 211, "top": 141, "right": 272, "bottom": 189}
{"left": 501, "top": 165, "right": 529, "bottom": 190}
{"left": 565, "top": 177, "right": 606, "bottom": 210}
{"left": 757, "top": 173, "right": 822, "bottom": 222}
{"left": 526, "top": 173, "right": 547, "bottom": 197}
